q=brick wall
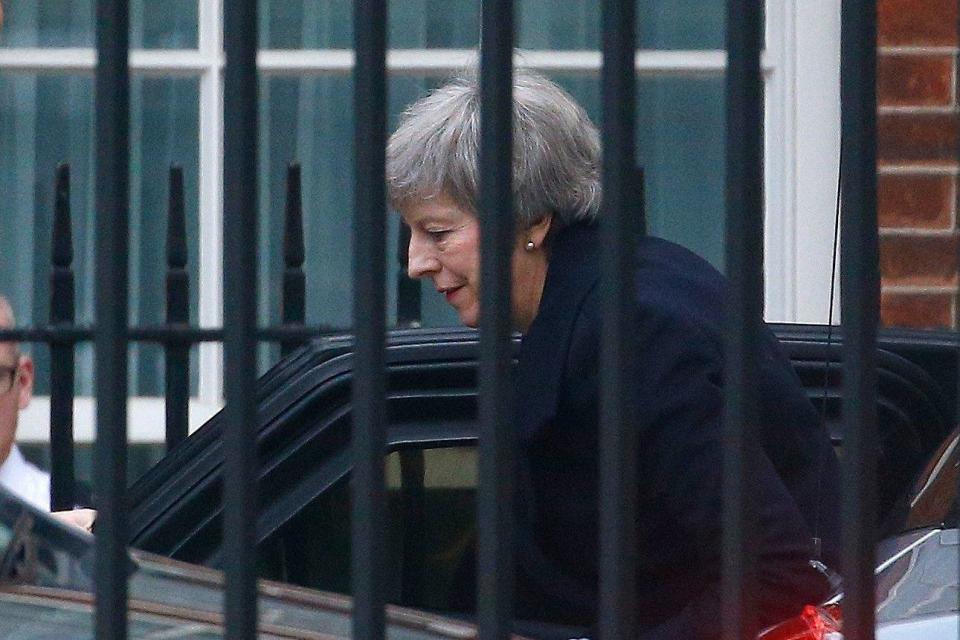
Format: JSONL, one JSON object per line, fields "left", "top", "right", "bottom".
{"left": 878, "top": 0, "right": 959, "bottom": 328}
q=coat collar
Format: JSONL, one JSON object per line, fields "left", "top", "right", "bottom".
{"left": 515, "top": 222, "right": 602, "bottom": 439}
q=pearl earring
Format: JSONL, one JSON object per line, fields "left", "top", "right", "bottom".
{"left": 525, "top": 240, "right": 535, "bottom": 251}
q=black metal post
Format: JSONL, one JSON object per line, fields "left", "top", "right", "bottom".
{"left": 165, "top": 166, "right": 190, "bottom": 451}
{"left": 352, "top": 2, "right": 388, "bottom": 639}
{"left": 840, "top": 2, "right": 879, "bottom": 640}
{"left": 396, "top": 220, "right": 421, "bottom": 328}
{"left": 281, "top": 163, "right": 306, "bottom": 358}
{"left": 598, "top": 2, "right": 639, "bottom": 639}
{"left": 94, "top": 1, "right": 130, "bottom": 638}
{"left": 722, "top": 2, "right": 765, "bottom": 638}
{"left": 477, "top": 2, "right": 515, "bottom": 639}
{"left": 49, "top": 163, "right": 76, "bottom": 511}
{"left": 222, "top": 1, "right": 260, "bottom": 637}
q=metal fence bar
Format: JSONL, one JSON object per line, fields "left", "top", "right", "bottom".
{"left": 93, "top": 0, "right": 130, "bottom": 637}
{"left": 839, "top": 2, "right": 879, "bottom": 639}
{"left": 49, "top": 163, "right": 76, "bottom": 511}
{"left": 351, "top": 2, "right": 388, "bottom": 638}
{"left": 165, "top": 166, "right": 190, "bottom": 451}
{"left": 281, "top": 163, "right": 306, "bottom": 358}
{"left": 597, "top": 2, "right": 639, "bottom": 639}
{"left": 721, "top": 1, "right": 765, "bottom": 638}
{"left": 222, "top": 0, "right": 260, "bottom": 637}
{"left": 477, "top": 2, "right": 515, "bottom": 638}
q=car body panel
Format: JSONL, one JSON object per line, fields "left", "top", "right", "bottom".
{"left": 877, "top": 614, "right": 960, "bottom": 640}
{"left": 876, "top": 528, "right": 958, "bottom": 627}
{"left": 0, "top": 488, "right": 500, "bottom": 639}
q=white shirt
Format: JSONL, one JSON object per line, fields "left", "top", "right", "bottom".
{"left": 0, "top": 444, "right": 51, "bottom": 511}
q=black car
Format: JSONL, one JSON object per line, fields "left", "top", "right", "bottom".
{"left": 123, "top": 325, "right": 959, "bottom": 636}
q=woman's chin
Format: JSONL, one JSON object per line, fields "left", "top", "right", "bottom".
{"left": 456, "top": 309, "right": 479, "bottom": 328}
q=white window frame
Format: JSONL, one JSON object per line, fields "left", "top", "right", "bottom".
{"left": 765, "top": 0, "right": 842, "bottom": 324}
{"left": 0, "top": 0, "right": 842, "bottom": 443}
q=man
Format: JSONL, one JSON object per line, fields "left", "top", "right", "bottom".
{"left": 0, "top": 294, "right": 51, "bottom": 511}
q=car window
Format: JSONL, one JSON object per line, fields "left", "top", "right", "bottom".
{"left": 258, "top": 445, "right": 477, "bottom": 612}
{"left": 902, "top": 428, "right": 959, "bottom": 531}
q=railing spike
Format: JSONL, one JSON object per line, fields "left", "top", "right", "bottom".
{"left": 284, "top": 163, "right": 305, "bottom": 270}
{"left": 281, "top": 163, "right": 306, "bottom": 357}
{"left": 52, "top": 164, "right": 73, "bottom": 268}
{"left": 49, "top": 162, "right": 76, "bottom": 511}
{"left": 167, "top": 165, "right": 187, "bottom": 269}
{"left": 165, "top": 165, "right": 190, "bottom": 450}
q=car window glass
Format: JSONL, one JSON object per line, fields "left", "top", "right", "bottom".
{"left": 258, "top": 445, "right": 477, "bottom": 612}
{"left": 904, "top": 429, "right": 959, "bottom": 530}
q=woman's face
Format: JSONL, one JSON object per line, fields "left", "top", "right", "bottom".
{"left": 400, "top": 194, "right": 550, "bottom": 331}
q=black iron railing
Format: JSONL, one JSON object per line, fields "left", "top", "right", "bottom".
{"left": 49, "top": 163, "right": 75, "bottom": 512}
{"left": 477, "top": 3, "right": 516, "bottom": 639}
{"left": 598, "top": 2, "right": 639, "bottom": 639}
{"left": 722, "top": 2, "right": 764, "bottom": 639}
{"left": 839, "top": 3, "right": 880, "bottom": 640}
{"left": 352, "top": 3, "right": 388, "bottom": 639}
{"left": 165, "top": 166, "right": 190, "bottom": 451}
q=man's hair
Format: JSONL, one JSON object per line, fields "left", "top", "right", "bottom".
{"left": 0, "top": 295, "right": 13, "bottom": 329}
{"left": 0, "top": 295, "right": 19, "bottom": 361}
{"left": 386, "top": 68, "right": 601, "bottom": 232}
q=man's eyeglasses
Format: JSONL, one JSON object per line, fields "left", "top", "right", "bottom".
{"left": 0, "top": 364, "right": 18, "bottom": 395}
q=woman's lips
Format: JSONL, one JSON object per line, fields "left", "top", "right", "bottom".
{"left": 443, "top": 286, "right": 464, "bottom": 304}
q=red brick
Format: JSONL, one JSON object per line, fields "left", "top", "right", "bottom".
{"left": 880, "top": 234, "right": 959, "bottom": 285}
{"left": 878, "top": 174, "right": 953, "bottom": 229}
{"left": 881, "top": 291, "right": 953, "bottom": 328}
{"left": 879, "top": 0, "right": 959, "bottom": 46}
{"left": 878, "top": 55, "right": 954, "bottom": 107}
{"left": 878, "top": 113, "right": 959, "bottom": 165}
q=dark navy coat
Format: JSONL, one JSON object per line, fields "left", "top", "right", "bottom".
{"left": 512, "top": 222, "right": 841, "bottom": 638}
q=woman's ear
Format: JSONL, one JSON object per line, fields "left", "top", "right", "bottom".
{"left": 526, "top": 214, "right": 553, "bottom": 248}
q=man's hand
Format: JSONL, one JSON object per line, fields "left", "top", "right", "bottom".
{"left": 50, "top": 509, "right": 96, "bottom": 533}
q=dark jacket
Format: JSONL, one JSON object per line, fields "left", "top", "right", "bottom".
{"left": 512, "top": 222, "right": 841, "bottom": 638}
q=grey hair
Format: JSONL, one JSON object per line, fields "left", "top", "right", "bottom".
{"left": 0, "top": 295, "right": 13, "bottom": 329}
{"left": 0, "top": 295, "right": 19, "bottom": 359}
{"left": 386, "top": 69, "right": 601, "bottom": 232}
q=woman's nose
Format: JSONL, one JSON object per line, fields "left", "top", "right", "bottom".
{"left": 407, "top": 234, "right": 439, "bottom": 279}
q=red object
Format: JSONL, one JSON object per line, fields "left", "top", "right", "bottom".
{"left": 756, "top": 604, "right": 843, "bottom": 640}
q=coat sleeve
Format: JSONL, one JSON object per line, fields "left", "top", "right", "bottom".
{"left": 623, "top": 311, "right": 832, "bottom": 638}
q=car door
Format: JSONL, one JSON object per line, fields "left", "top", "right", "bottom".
{"left": 128, "top": 327, "right": 489, "bottom": 612}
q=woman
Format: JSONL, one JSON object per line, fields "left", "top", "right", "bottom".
{"left": 387, "top": 70, "right": 840, "bottom": 638}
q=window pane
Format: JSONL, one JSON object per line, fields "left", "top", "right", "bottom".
{"left": 129, "top": 75, "right": 201, "bottom": 394}
{"left": 261, "top": 0, "right": 479, "bottom": 49}
{"left": 0, "top": 73, "right": 200, "bottom": 396}
{"left": 636, "top": 77, "right": 726, "bottom": 269}
{"left": 131, "top": 0, "right": 198, "bottom": 49}
{"left": 260, "top": 1, "right": 725, "bottom": 50}
{"left": 260, "top": 0, "right": 351, "bottom": 49}
{"left": 519, "top": 0, "right": 725, "bottom": 50}
{"left": 551, "top": 74, "right": 727, "bottom": 271}
{"left": 259, "top": 446, "right": 477, "bottom": 611}
{"left": 0, "top": 1, "right": 92, "bottom": 47}
{"left": 0, "top": 0, "right": 198, "bottom": 49}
